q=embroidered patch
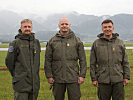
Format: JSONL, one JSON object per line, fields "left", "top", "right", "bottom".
{"left": 91, "top": 46, "right": 93, "bottom": 50}
{"left": 9, "top": 46, "right": 14, "bottom": 52}
{"left": 67, "top": 43, "right": 70, "bottom": 46}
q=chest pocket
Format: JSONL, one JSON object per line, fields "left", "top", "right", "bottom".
{"left": 96, "top": 44, "right": 108, "bottom": 63}
{"left": 52, "top": 40, "right": 62, "bottom": 51}
{"left": 66, "top": 41, "right": 78, "bottom": 60}
{"left": 51, "top": 40, "right": 62, "bottom": 60}
{"left": 112, "top": 44, "right": 123, "bottom": 63}
{"left": 19, "top": 45, "right": 30, "bottom": 55}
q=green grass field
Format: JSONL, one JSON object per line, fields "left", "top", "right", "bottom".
{"left": 0, "top": 43, "right": 133, "bottom": 100}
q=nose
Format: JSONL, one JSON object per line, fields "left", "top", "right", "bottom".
{"left": 106, "top": 27, "right": 110, "bottom": 30}
{"left": 63, "top": 24, "right": 66, "bottom": 27}
{"left": 26, "top": 27, "right": 30, "bottom": 29}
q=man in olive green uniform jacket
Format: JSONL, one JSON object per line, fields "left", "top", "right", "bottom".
{"left": 5, "top": 19, "right": 40, "bottom": 100}
{"left": 90, "top": 19, "right": 130, "bottom": 100}
{"left": 44, "top": 18, "right": 87, "bottom": 100}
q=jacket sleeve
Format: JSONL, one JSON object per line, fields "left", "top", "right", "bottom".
{"left": 5, "top": 40, "right": 17, "bottom": 77}
{"left": 77, "top": 38, "right": 87, "bottom": 78}
{"left": 44, "top": 42, "right": 53, "bottom": 78}
{"left": 90, "top": 43, "right": 97, "bottom": 81}
{"left": 122, "top": 44, "right": 130, "bottom": 80}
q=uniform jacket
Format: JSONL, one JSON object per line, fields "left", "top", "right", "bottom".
{"left": 5, "top": 29, "right": 40, "bottom": 93}
{"left": 90, "top": 33, "right": 130, "bottom": 83}
{"left": 44, "top": 30, "right": 87, "bottom": 83}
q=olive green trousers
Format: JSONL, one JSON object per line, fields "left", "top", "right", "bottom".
{"left": 52, "top": 83, "right": 81, "bottom": 100}
{"left": 98, "top": 82, "right": 125, "bottom": 100}
{"left": 14, "top": 91, "right": 38, "bottom": 100}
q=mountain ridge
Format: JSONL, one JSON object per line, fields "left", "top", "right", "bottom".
{"left": 0, "top": 10, "right": 133, "bottom": 42}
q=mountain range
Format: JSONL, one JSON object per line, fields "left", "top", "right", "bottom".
{"left": 0, "top": 10, "right": 133, "bottom": 42}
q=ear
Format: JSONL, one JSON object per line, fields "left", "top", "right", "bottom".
{"left": 102, "top": 26, "right": 104, "bottom": 32}
{"left": 20, "top": 26, "right": 22, "bottom": 30}
{"left": 58, "top": 24, "right": 60, "bottom": 29}
{"left": 113, "top": 26, "right": 114, "bottom": 31}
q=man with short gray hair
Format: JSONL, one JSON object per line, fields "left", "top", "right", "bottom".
{"left": 5, "top": 19, "right": 40, "bottom": 100}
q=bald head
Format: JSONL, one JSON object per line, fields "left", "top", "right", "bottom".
{"left": 59, "top": 18, "right": 70, "bottom": 24}
{"left": 58, "top": 18, "right": 71, "bottom": 36}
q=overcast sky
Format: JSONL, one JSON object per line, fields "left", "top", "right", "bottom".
{"left": 0, "top": 0, "right": 133, "bottom": 16}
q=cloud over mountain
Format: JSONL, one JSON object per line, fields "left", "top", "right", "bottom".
{"left": 0, "top": 10, "right": 133, "bottom": 42}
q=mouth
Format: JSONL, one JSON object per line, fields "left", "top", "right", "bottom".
{"left": 105, "top": 30, "right": 111, "bottom": 33}
{"left": 62, "top": 28, "right": 67, "bottom": 29}
{"left": 25, "top": 30, "right": 31, "bottom": 32}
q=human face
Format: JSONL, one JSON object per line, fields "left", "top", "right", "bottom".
{"left": 58, "top": 18, "right": 70, "bottom": 34}
{"left": 20, "top": 22, "right": 32, "bottom": 34}
{"left": 102, "top": 22, "right": 114, "bottom": 39}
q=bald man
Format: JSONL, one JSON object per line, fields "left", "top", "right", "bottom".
{"left": 44, "top": 18, "right": 87, "bottom": 100}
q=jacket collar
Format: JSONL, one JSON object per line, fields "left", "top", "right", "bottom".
{"left": 56, "top": 29, "right": 75, "bottom": 39}
{"left": 15, "top": 29, "right": 35, "bottom": 41}
{"left": 97, "top": 33, "right": 119, "bottom": 41}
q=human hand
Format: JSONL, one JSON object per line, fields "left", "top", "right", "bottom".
{"left": 92, "top": 81, "right": 98, "bottom": 87}
{"left": 47, "top": 78, "right": 54, "bottom": 84}
{"left": 124, "top": 79, "right": 129, "bottom": 86}
{"left": 78, "top": 77, "right": 85, "bottom": 84}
